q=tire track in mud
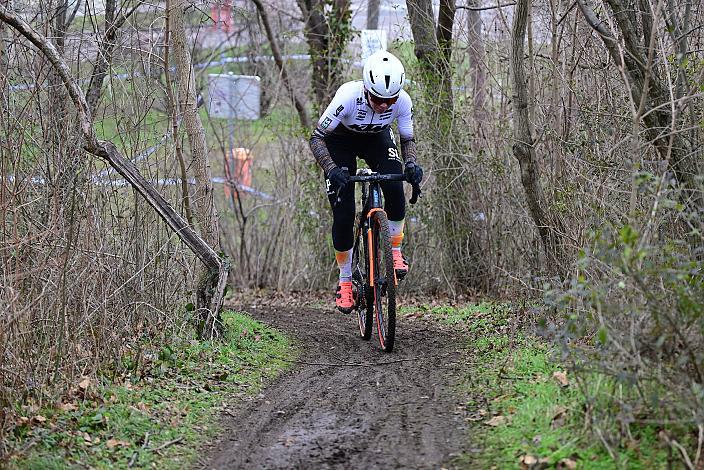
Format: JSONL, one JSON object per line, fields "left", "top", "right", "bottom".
{"left": 203, "top": 303, "right": 471, "bottom": 469}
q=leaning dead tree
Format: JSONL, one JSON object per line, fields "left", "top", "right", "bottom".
{"left": 0, "top": 6, "right": 230, "bottom": 338}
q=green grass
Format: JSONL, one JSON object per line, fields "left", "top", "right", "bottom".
{"left": 468, "top": 339, "right": 668, "bottom": 468}
{"left": 7, "top": 311, "right": 294, "bottom": 469}
{"left": 409, "top": 302, "right": 672, "bottom": 469}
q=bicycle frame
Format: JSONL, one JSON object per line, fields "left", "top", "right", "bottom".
{"left": 347, "top": 169, "right": 405, "bottom": 350}
{"left": 351, "top": 169, "right": 403, "bottom": 277}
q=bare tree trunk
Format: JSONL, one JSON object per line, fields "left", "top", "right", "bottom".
{"left": 0, "top": 0, "right": 7, "bottom": 114}
{"left": 407, "top": 0, "right": 486, "bottom": 290}
{"left": 48, "top": 0, "right": 77, "bottom": 193}
{"left": 366, "top": 0, "right": 379, "bottom": 29}
{"left": 168, "top": 0, "right": 218, "bottom": 248}
{"left": 407, "top": 0, "right": 454, "bottom": 112}
{"left": 511, "top": 0, "right": 566, "bottom": 277}
{"left": 163, "top": 8, "right": 194, "bottom": 226}
{"left": 168, "top": 0, "right": 225, "bottom": 336}
{"left": 297, "top": 0, "right": 352, "bottom": 110}
{"left": 466, "top": 0, "right": 487, "bottom": 129}
{"left": 251, "top": 0, "right": 310, "bottom": 129}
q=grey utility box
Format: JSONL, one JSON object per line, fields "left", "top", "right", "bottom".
{"left": 207, "top": 74, "right": 261, "bottom": 120}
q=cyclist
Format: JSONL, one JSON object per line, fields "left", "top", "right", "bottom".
{"left": 308, "top": 50, "right": 424, "bottom": 313}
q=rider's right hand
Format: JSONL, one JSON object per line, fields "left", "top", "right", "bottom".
{"left": 328, "top": 166, "right": 350, "bottom": 192}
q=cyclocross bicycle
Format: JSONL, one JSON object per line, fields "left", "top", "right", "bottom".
{"left": 345, "top": 169, "right": 421, "bottom": 353}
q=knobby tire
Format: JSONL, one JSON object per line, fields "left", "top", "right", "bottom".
{"left": 371, "top": 211, "right": 396, "bottom": 352}
{"left": 352, "top": 234, "right": 373, "bottom": 340}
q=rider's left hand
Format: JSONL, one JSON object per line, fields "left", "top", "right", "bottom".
{"left": 404, "top": 162, "right": 423, "bottom": 185}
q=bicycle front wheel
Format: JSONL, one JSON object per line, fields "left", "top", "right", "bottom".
{"left": 370, "top": 210, "right": 396, "bottom": 352}
{"left": 352, "top": 235, "right": 373, "bottom": 340}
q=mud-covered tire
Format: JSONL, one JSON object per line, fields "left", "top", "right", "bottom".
{"left": 352, "top": 241, "right": 373, "bottom": 340}
{"left": 370, "top": 211, "right": 396, "bottom": 352}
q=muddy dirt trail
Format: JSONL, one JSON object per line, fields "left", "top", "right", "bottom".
{"left": 203, "top": 300, "right": 472, "bottom": 469}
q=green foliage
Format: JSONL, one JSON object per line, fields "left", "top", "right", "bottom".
{"left": 7, "top": 312, "right": 294, "bottom": 469}
{"left": 545, "top": 177, "right": 704, "bottom": 465}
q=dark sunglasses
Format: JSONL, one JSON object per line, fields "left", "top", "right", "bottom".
{"left": 367, "top": 92, "right": 398, "bottom": 106}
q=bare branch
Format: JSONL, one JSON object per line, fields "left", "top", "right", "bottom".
{"left": 575, "top": 0, "right": 623, "bottom": 67}
{"left": 251, "top": 0, "right": 310, "bottom": 129}
{"left": 0, "top": 4, "right": 96, "bottom": 146}
{"left": 456, "top": 2, "right": 516, "bottom": 11}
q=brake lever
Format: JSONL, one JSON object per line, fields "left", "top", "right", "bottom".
{"left": 409, "top": 183, "right": 422, "bottom": 205}
{"left": 335, "top": 186, "right": 344, "bottom": 206}
{"left": 333, "top": 166, "right": 349, "bottom": 207}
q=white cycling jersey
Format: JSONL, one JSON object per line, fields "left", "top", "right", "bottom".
{"left": 317, "top": 81, "right": 414, "bottom": 140}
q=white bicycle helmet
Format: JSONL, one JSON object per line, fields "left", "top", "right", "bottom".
{"left": 362, "top": 50, "right": 405, "bottom": 98}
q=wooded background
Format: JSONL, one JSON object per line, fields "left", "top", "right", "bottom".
{"left": 1, "top": 0, "right": 702, "bottom": 463}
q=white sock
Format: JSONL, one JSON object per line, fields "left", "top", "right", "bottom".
{"left": 388, "top": 219, "right": 404, "bottom": 252}
{"left": 335, "top": 248, "right": 353, "bottom": 282}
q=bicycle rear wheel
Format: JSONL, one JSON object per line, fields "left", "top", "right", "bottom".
{"left": 370, "top": 211, "right": 396, "bottom": 352}
{"left": 352, "top": 233, "right": 373, "bottom": 340}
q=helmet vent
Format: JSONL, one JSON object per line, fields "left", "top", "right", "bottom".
{"left": 368, "top": 70, "right": 375, "bottom": 84}
{"left": 385, "top": 75, "right": 390, "bottom": 89}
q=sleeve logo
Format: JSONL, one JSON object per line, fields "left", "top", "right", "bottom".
{"left": 334, "top": 105, "right": 344, "bottom": 117}
{"left": 321, "top": 117, "right": 332, "bottom": 129}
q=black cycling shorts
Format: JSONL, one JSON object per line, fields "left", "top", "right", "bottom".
{"left": 324, "top": 128, "right": 405, "bottom": 252}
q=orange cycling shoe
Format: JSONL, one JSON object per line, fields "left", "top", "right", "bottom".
{"left": 393, "top": 250, "right": 409, "bottom": 280}
{"left": 335, "top": 281, "right": 354, "bottom": 313}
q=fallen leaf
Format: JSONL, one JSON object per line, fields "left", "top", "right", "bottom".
{"left": 557, "top": 458, "right": 578, "bottom": 469}
{"left": 106, "top": 438, "right": 130, "bottom": 449}
{"left": 60, "top": 403, "right": 77, "bottom": 412}
{"left": 485, "top": 415, "right": 507, "bottom": 426}
{"left": 551, "top": 406, "right": 569, "bottom": 429}
{"left": 33, "top": 415, "right": 47, "bottom": 424}
{"left": 78, "top": 378, "right": 91, "bottom": 390}
{"left": 552, "top": 371, "right": 569, "bottom": 387}
{"left": 520, "top": 454, "right": 537, "bottom": 466}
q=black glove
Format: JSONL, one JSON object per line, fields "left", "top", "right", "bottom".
{"left": 327, "top": 166, "right": 350, "bottom": 192}
{"left": 404, "top": 162, "right": 423, "bottom": 186}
